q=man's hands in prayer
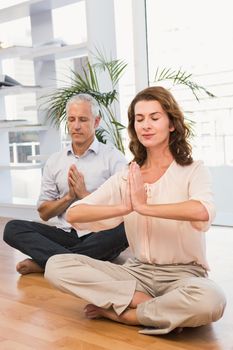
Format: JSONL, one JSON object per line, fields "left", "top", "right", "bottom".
{"left": 68, "top": 164, "right": 90, "bottom": 199}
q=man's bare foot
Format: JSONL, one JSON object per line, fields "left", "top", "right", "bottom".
{"left": 84, "top": 304, "right": 140, "bottom": 325}
{"left": 16, "top": 259, "right": 44, "bottom": 275}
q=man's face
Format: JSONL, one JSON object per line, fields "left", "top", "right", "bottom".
{"left": 67, "top": 101, "right": 100, "bottom": 149}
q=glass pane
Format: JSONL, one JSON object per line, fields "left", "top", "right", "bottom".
{"left": 11, "top": 168, "right": 41, "bottom": 204}
{"left": 52, "top": 1, "right": 87, "bottom": 45}
{"left": 0, "top": 17, "right": 31, "bottom": 47}
{"left": 9, "top": 145, "right": 14, "bottom": 163}
{"left": 9, "top": 131, "right": 40, "bottom": 164}
{"left": 17, "top": 145, "right": 32, "bottom": 163}
{"left": 146, "top": 0, "right": 233, "bottom": 166}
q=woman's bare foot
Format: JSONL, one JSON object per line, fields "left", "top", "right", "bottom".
{"left": 84, "top": 304, "right": 102, "bottom": 319}
{"left": 84, "top": 304, "right": 140, "bottom": 325}
{"left": 174, "top": 327, "right": 183, "bottom": 334}
{"left": 84, "top": 291, "right": 152, "bottom": 326}
{"left": 16, "top": 258, "right": 44, "bottom": 275}
{"left": 129, "top": 291, "right": 152, "bottom": 308}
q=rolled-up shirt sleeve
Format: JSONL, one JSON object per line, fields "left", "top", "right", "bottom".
{"left": 189, "top": 161, "right": 216, "bottom": 231}
{"left": 37, "top": 157, "right": 60, "bottom": 208}
{"left": 67, "top": 171, "right": 126, "bottom": 232}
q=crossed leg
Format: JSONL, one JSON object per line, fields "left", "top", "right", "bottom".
{"left": 84, "top": 290, "right": 153, "bottom": 325}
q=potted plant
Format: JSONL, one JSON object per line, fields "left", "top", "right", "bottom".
{"left": 42, "top": 52, "right": 127, "bottom": 153}
{"left": 42, "top": 52, "right": 215, "bottom": 154}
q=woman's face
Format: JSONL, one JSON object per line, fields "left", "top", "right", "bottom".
{"left": 134, "top": 100, "right": 174, "bottom": 150}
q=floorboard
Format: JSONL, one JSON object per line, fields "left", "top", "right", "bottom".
{"left": 0, "top": 217, "right": 232, "bottom": 350}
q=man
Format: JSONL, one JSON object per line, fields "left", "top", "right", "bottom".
{"left": 3, "top": 93, "right": 128, "bottom": 275}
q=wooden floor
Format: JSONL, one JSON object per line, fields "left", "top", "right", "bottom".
{"left": 0, "top": 217, "right": 233, "bottom": 350}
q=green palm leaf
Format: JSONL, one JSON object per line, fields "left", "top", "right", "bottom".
{"left": 41, "top": 50, "right": 215, "bottom": 155}
{"left": 41, "top": 50, "right": 127, "bottom": 153}
{"left": 154, "top": 67, "right": 215, "bottom": 101}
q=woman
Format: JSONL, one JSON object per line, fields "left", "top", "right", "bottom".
{"left": 45, "top": 86, "right": 226, "bottom": 335}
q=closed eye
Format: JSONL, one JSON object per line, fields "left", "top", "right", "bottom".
{"left": 135, "top": 117, "right": 144, "bottom": 122}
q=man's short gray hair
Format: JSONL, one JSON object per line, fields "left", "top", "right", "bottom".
{"left": 66, "top": 93, "right": 100, "bottom": 118}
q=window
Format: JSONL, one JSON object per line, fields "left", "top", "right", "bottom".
{"left": 0, "top": 1, "right": 88, "bottom": 205}
{"left": 146, "top": 0, "right": 233, "bottom": 166}
{"left": 52, "top": 1, "right": 87, "bottom": 45}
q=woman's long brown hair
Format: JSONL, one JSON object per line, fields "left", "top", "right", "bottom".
{"left": 128, "top": 86, "right": 193, "bottom": 166}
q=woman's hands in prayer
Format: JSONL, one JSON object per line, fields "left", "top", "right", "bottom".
{"left": 124, "top": 162, "right": 147, "bottom": 214}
